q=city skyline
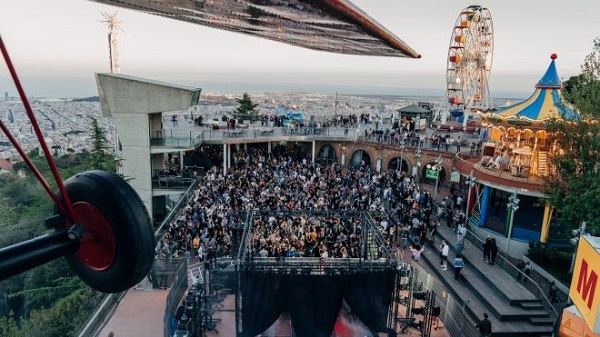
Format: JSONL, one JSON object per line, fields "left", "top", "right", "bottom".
{"left": 0, "top": 0, "right": 598, "bottom": 98}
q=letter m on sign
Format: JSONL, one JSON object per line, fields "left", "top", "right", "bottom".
{"left": 577, "top": 259, "right": 598, "bottom": 310}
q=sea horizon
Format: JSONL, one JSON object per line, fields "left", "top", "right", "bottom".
{"left": 3, "top": 78, "right": 530, "bottom": 103}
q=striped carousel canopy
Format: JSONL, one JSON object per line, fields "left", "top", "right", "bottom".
{"left": 495, "top": 54, "right": 580, "bottom": 121}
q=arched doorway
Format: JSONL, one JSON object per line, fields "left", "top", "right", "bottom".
{"left": 350, "top": 149, "right": 371, "bottom": 169}
{"left": 318, "top": 145, "right": 337, "bottom": 164}
{"left": 388, "top": 157, "right": 408, "bottom": 173}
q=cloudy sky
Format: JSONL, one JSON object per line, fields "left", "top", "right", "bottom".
{"left": 0, "top": 0, "right": 598, "bottom": 98}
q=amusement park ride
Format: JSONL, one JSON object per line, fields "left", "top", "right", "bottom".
{"left": 0, "top": 0, "right": 421, "bottom": 295}
{"left": 444, "top": 5, "right": 494, "bottom": 128}
{"left": 0, "top": 35, "right": 155, "bottom": 293}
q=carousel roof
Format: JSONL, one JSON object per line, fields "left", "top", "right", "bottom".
{"left": 494, "top": 54, "right": 580, "bottom": 121}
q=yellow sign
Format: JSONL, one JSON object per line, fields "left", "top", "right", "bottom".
{"left": 569, "top": 235, "right": 600, "bottom": 333}
{"left": 560, "top": 305, "right": 600, "bottom": 337}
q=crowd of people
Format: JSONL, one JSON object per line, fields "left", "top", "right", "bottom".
{"left": 250, "top": 214, "right": 363, "bottom": 259}
{"left": 154, "top": 145, "right": 466, "bottom": 264}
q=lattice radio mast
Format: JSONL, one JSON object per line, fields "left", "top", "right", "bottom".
{"left": 100, "top": 11, "right": 123, "bottom": 74}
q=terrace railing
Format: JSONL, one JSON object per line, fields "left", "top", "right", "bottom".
{"left": 461, "top": 226, "right": 558, "bottom": 317}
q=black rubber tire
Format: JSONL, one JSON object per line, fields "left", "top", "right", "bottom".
{"left": 59, "top": 170, "right": 155, "bottom": 293}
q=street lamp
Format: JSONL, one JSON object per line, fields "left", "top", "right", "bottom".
{"left": 397, "top": 141, "right": 406, "bottom": 172}
{"left": 506, "top": 190, "right": 520, "bottom": 256}
{"left": 465, "top": 172, "right": 477, "bottom": 222}
{"left": 569, "top": 222, "right": 588, "bottom": 273}
{"left": 434, "top": 155, "right": 443, "bottom": 197}
{"left": 414, "top": 148, "right": 422, "bottom": 183}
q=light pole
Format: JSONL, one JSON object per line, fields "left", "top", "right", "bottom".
{"left": 414, "top": 147, "right": 422, "bottom": 183}
{"left": 426, "top": 159, "right": 442, "bottom": 197}
{"left": 397, "top": 141, "right": 406, "bottom": 172}
{"left": 465, "top": 172, "right": 477, "bottom": 222}
{"left": 434, "top": 155, "right": 443, "bottom": 198}
{"left": 569, "top": 222, "right": 587, "bottom": 273}
{"left": 506, "top": 190, "right": 520, "bottom": 257}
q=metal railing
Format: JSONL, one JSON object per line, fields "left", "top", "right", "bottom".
{"left": 237, "top": 211, "right": 396, "bottom": 273}
{"left": 363, "top": 212, "right": 397, "bottom": 262}
{"left": 162, "top": 258, "right": 189, "bottom": 337}
{"left": 152, "top": 126, "right": 361, "bottom": 146}
{"left": 76, "top": 291, "right": 127, "bottom": 337}
{"left": 237, "top": 211, "right": 254, "bottom": 264}
{"left": 153, "top": 180, "right": 197, "bottom": 242}
{"left": 241, "top": 257, "right": 394, "bottom": 274}
{"left": 461, "top": 226, "right": 558, "bottom": 317}
{"left": 410, "top": 263, "right": 481, "bottom": 337}
{"left": 152, "top": 176, "right": 195, "bottom": 189}
{"left": 454, "top": 152, "right": 544, "bottom": 188}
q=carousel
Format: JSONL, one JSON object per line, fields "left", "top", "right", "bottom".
{"left": 481, "top": 53, "right": 579, "bottom": 179}
{"left": 460, "top": 54, "right": 580, "bottom": 250}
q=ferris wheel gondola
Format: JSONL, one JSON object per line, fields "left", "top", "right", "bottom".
{"left": 445, "top": 5, "right": 494, "bottom": 126}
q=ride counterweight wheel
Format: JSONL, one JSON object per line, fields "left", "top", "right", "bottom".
{"left": 59, "top": 170, "right": 155, "bottom": 293}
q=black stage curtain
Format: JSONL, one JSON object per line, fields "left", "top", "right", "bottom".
{"left": 241, "top": 272, "right": 287, "bottom": 337}
{"left": 286, "top": 275, "right": 346, "bottom": 337}
{"left": 343, "top": 271, "right": 395, "bottom": 332}
{"left": 241, "top": 271, "right": 393, "bottom": 336}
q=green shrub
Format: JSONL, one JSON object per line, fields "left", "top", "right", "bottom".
{"left": 527, "top": 242, "right": 573, "bottom": 285}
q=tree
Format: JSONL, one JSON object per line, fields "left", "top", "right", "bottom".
{"left": 562, "top": 38, "right": 600, "bottom": 118}
{"left": 234, "top": 92, "right": 259, "bottom": 115}
{"left": 0, "top": 147, "right": 114, "bottom": 335}
{"left": 89, "top": 118, "right": 113, "bottom": 171}
{"left": 545, "top": 38, "right": 600, "bottom": 236}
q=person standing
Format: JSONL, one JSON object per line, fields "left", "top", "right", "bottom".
{"left": 456, "top": 233, "right": 465, "bottom": 256}
{"left": 440, "top": 240, "right": 449, "bottom": 270}
{"left": 453, "top": 254, "right": 464, "bottom": 280}
{"left": 457, "top": 222, "right": 467, "bottom": 238}
{"left": 523, "top": 261, "right": 533, "bottom": 282}
{"left": 446, "top": 208, "right": 453, "bottom": 229}
{"left": 490, "top": 238, "right": 499, "bottom": 265}
{"left": 482, "top": 235, "right": 492, "bottom": 263}
{"left": 410, "top": 244, "right": 424, "bottom": 261}
{"left": 475, "top": 312, "right": 492, "bottom": 337}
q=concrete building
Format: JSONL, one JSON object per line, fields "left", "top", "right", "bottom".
{"left": 96, "top": 73, "right": 201, "bottom": 221}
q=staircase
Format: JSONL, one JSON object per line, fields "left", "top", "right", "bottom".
{"left": 366, "top": 229, "right": 379, "bottom": 259}
{"left": 537, "top": 151, "right": 548, "bottom": 176}
{"left": 419, "top": 226, "right": 556, "bottom": 336}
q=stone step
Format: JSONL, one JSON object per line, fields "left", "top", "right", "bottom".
{"left": 529, "top": 316, "right": 556, "bottom": 326}
{"left": 431, "top": 230, "right": 538, "bottom": 306}
{"left": 420, "top": 248, "right": 549, "bottom": 322}
{"left": 416, "top": 252, "right": 554, "bottom": 336}
{"left": 520, "top": 301, "right": 544, "bottom": 310}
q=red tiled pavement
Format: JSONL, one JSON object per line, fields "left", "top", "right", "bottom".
{"left": 98, "top": 289, "right": 168, "bottom": 337}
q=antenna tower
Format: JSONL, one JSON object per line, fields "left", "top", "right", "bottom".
{"left": 100, "top": 11, "right": 123, "bottom": 74}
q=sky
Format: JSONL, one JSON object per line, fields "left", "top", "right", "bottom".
{"left": 0, "top": 0, "right": 598, "bottom": 98}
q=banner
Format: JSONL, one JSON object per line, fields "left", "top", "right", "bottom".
{"left": 425, "top": 169, "right": 439, "bottom": 179}
{"left": 569, "top": 235, "right": 600, "bottom": 333}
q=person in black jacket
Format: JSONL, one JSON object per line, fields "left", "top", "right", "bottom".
{"left": 475, "top": 312, "right": 492, "bottom": 337}
{"left": 490, "top": 238, "right": 499, "bottom": 265}
{"left": 482, "top": 235, "right": 492, "bottom": 263}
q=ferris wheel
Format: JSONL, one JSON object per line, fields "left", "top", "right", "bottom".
{"left": 446, "top": 5, "right": 494, "bottom": 124}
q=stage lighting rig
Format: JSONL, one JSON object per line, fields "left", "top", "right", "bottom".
{"left": 413, "top": 292, "right": 427, "bottom": 300}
